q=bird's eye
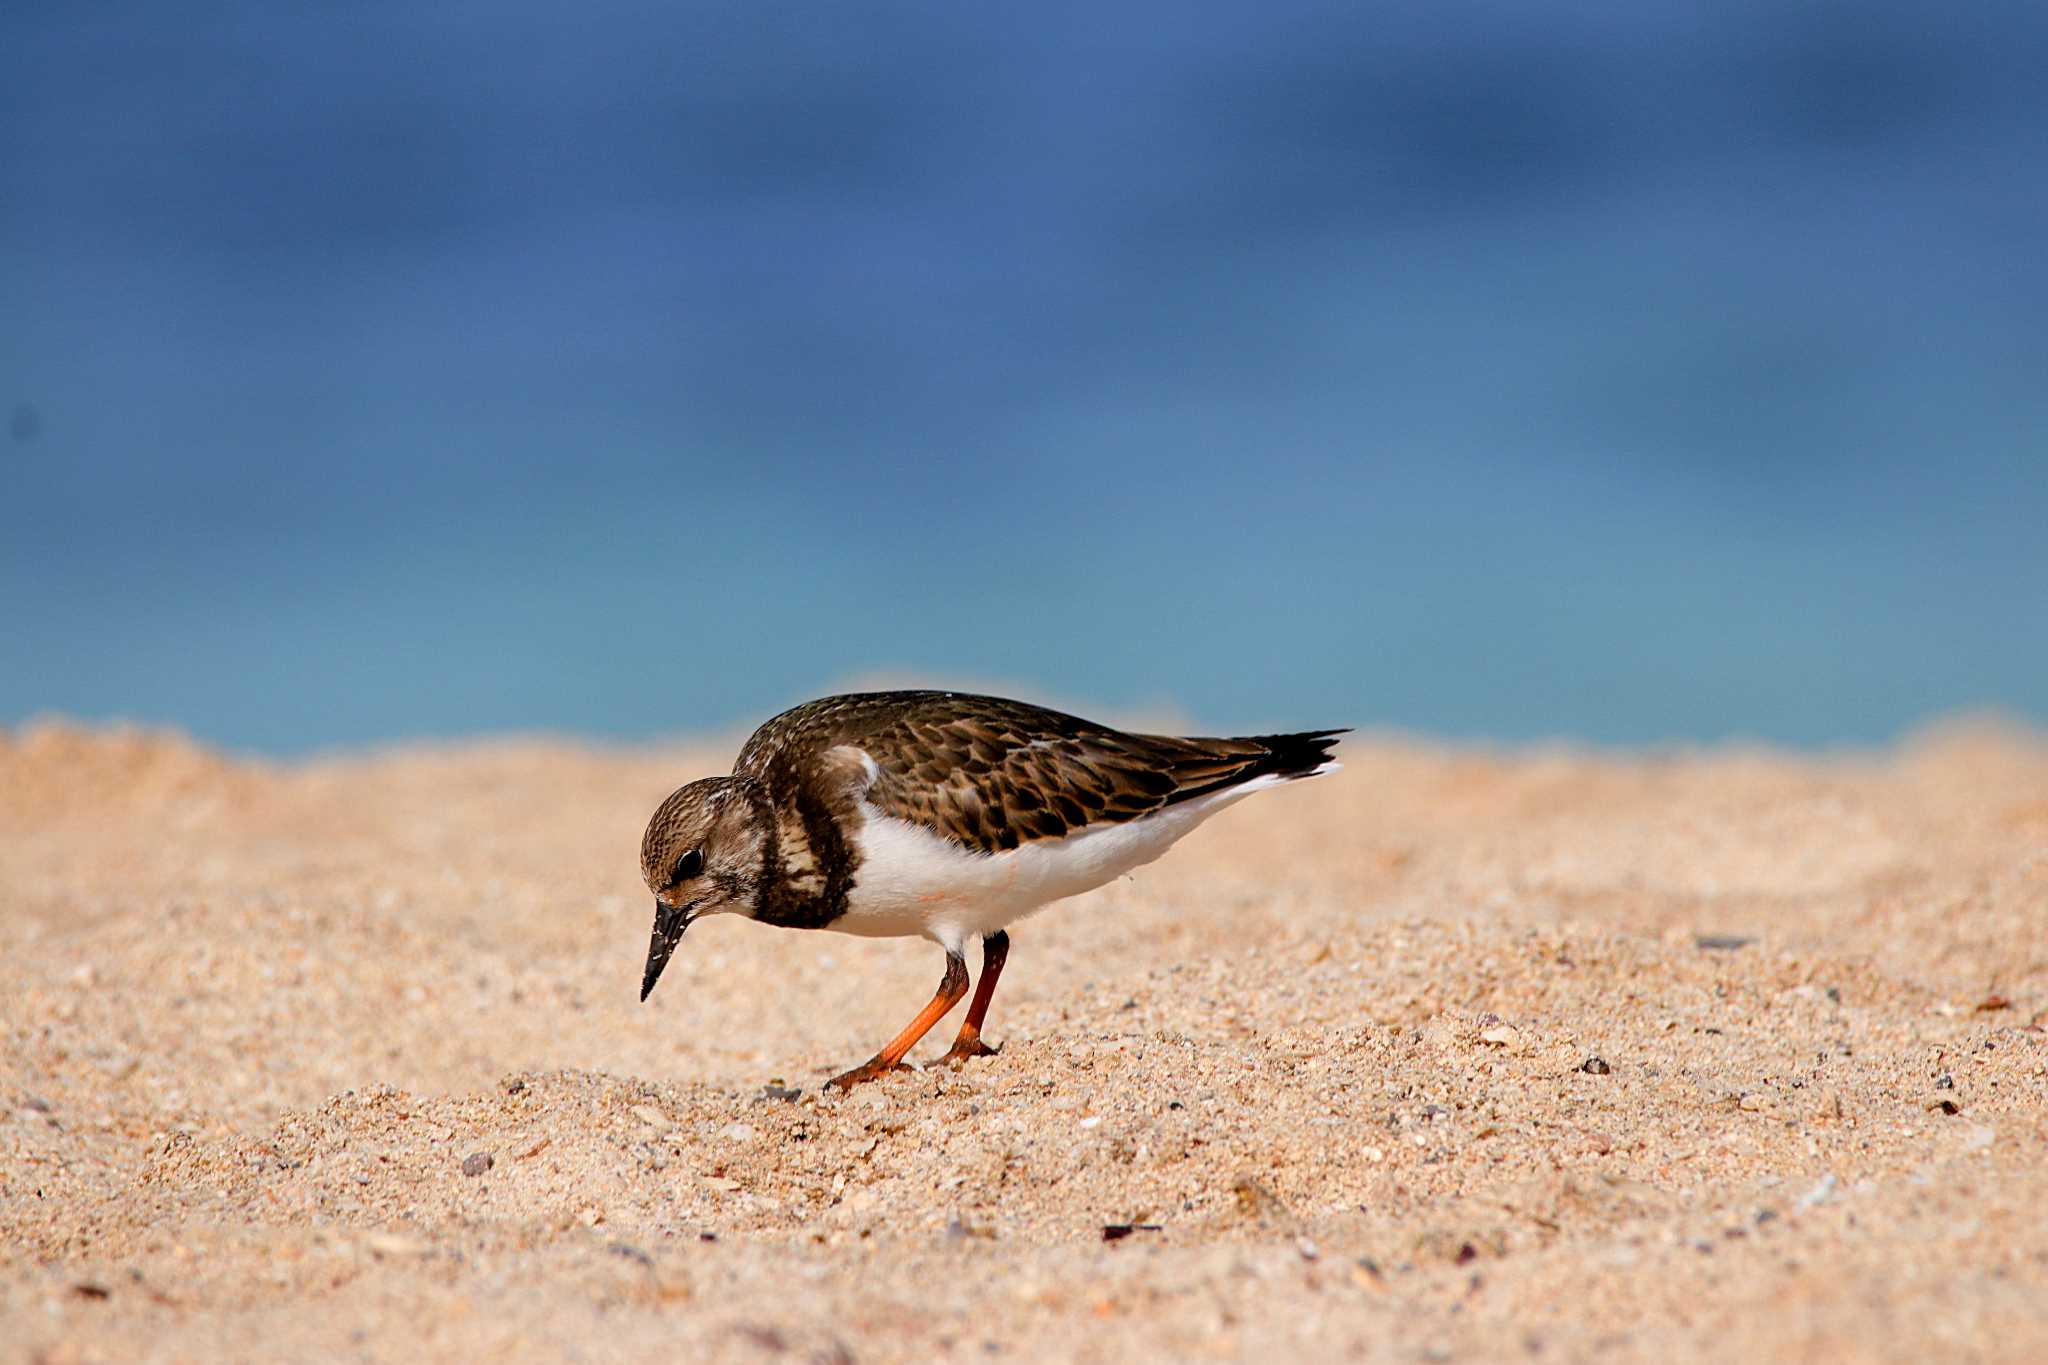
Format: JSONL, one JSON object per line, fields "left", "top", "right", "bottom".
{"left": 671, "top": 848, "right": 704, "bottom": 884}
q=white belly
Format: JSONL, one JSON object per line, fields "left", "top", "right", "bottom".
{"left": 833, "top": 776, "right": 1291, "bottom": 954}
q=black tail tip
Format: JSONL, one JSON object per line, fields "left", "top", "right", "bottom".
{"left": 1260, "top": 727, "right": 1349, "bottom": 777}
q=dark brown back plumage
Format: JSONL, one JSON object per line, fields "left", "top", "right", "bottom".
{"left": 734, "top": 691, "right": 1344, "bottom": 855}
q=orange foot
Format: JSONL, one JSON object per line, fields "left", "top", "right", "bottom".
{"left": 826, "top": 1057, "right": 916, "bottom": 1090}
{"left": 928, "top": 1033, "right": 1002, "bottom": 1070}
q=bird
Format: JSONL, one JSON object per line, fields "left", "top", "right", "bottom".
{"left": 636, "top": 690, "right": 1344, "bottom": 1089}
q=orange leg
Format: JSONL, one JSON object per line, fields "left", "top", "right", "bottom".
{"left": 933, "top": 931, "right": 1009, "bottom": 1068}
{"left": 827, "top": 952, "right": 969, "bottom": 1089}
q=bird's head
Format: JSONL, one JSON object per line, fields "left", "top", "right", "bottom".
{"left": 637, "top": 776, "right": 766, "bottom": 1001}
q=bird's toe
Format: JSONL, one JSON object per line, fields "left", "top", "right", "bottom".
{"left": 825, "top": 1057, "right": 917, "bottom": 1090}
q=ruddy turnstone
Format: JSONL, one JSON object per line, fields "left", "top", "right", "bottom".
{"left": 637, "top": 691, "right": 1344, "bottom": 1089}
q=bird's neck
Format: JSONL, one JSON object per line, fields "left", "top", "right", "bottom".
{"left": 746, "top": 771, "right": 861, "bottom": 930}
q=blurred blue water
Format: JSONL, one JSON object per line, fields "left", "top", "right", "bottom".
{"left": 3, "top": 1, "right": 2044, "bottom": 752}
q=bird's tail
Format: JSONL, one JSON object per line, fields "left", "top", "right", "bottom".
{"left": 1244, "top": 728, "right": 1348, "bottom": 781}
{"left": 1157, "top": 727, "right": 1348, "bottom": 806}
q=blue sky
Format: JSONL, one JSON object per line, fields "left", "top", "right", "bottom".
{"left": 4, "top": 1, "right": 2044, "bottom": 751}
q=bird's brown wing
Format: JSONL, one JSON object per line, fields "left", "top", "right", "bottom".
{"left": 736, "top": 691, "right": 1340, "bottom": 855}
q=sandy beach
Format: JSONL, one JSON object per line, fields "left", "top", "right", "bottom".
{"left": 4, "top": 718, "right": 2046, "bottom": 1363}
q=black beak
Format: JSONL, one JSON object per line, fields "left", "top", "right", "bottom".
{"left": 640, "top": 898, "right": 691, "bottom": 1001}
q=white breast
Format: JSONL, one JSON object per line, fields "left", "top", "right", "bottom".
{"left": 833, "top": 773, "right": 1304, "bottom": 955}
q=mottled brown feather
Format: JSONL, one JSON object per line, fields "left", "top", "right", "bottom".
{"left": 733, "top": 691, "right": 1344, "bottom": 856}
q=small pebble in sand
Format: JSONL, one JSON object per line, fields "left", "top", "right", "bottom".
{"left": 1934, "top": 1072, "right": 1954, "bottom": 1089}
{"left": 1477, "top": 1017, "right": 1518, "bottom": 1046}
{"left": 1794, "top": 1173, "right": 1838, "bottom": 1211}
{"left": 1101, "top": 1224, "right": 1163, "bottom": 1242}
{"left": 461, "top": 1152, "right": 492, "bottom": 1177}
{"left": 1233, "top": 1176, "right": 1291, "bottom": 1222}
{"left": 1581, "top": 1057, "right": 1611, "bottom": 1075}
